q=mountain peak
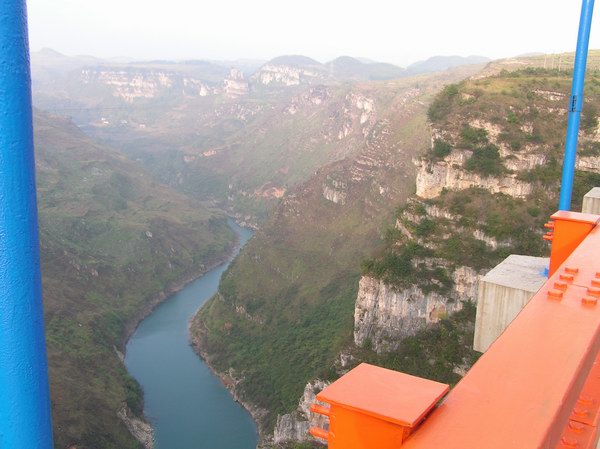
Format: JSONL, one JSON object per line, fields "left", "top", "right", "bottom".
{"left": 407, "top": 55, "right": 490, "bottom": 75}
{"left": 267, "top": 55, "right": 323, "bottom": 67}
{"left": 36, "top": 48, "right": 66, "bottom": 58}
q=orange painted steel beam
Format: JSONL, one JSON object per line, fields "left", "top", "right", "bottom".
{"left": 399, "top": 222, "right": 600, "bottom": 449}
{"left": 309, "top": 215, "right": 600, "bottom": 449}
{"left": 547, "top": 211, "right": 599, "bottom": 276}
{"left": 310, "top": 364, "right": 449, "bottom": 449}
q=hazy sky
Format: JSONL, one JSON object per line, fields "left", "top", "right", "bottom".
{"left": 27, "top": 0, "right": 600, "bottom": 66}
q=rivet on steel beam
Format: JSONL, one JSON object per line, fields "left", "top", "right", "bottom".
{"left": 310, "top": 404, "right": 332, "bottom": 416}
{"left": 568, "top": 420, "right": 585, "bottom": 433}
{"left": 561, "top": 436, "right": 579, "bottom": 448}
{"left": 591, "top": 279, "right": 600, "bottom": 287}
{"left": 578, "top": 395, "right": 594, "bottom": 406}
{"left": 548, "top": 289, "right": 564, "bottom": 299}
{"left": 560, "top": 273, "right": 575, "bottom": 282}
{"left": 565, "top": 267, "right": 580, "bottom": 274}
{"left": 309, "top": 427, "right": 330, "bottom": 441}
{"left": 554, "top": 281, "right": 568, "bottom": 291}
{"left": 573, "top": 407, "right": 589, "bottom": 417}
{"left": 582, "top": 296, "right": 598, "bottom": 306}
{"left": 587, "top": 287, "right": 600, "bottom": 298}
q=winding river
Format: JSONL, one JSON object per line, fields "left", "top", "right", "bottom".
{"left": 125, "top": 220, "right": 258, "bottom": 449}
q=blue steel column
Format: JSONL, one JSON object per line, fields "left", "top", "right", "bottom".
{"left": 0, "top": 1, "right": 54, "bottom": 448}
{"left": 559, "top": 0, "right": 595, "bottom": 210}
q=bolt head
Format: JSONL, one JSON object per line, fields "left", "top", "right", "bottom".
{"left": 578, "top": 395, "right": 594, "bottom": 406}
{"left": 560, "top": 273, "right": 575, "bottom": 282}
{"left": 548, "top": 289, "right": 564, "bottom": 299}
{"left": 582, "top": 296, "right": 598, "bottom": 306}
{"left": 587, "top": 287, "right": 600, "bottom": 298}
{"left": 568, "top": 421, "right": 585, "bottom": 433}
{"left": 554, "top": 281, "right": 568, "bottom": 291}
{"left": 561, "top": 436, "right": 579, "bottom": 448}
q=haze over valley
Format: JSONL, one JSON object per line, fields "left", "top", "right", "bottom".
{"left": 18, "top": 2, "right": 600, "bottom": 448}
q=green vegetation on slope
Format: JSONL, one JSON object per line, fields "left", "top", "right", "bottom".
{"left": 191, "top": 67, "right": 484, "bottom": 434}
{"left": 363, "top": 67, "right": 600, "bottom": 331}
{"left": 192, "top": 65, "right": 600, "bottom": 449}
{"left": 35, "top": 110, "right": 235, "bottom": 449}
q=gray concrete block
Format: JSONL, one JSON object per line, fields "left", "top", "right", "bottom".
{"left": 473, "top": 255, "right": 549, "bottom": 353}
{"left": 582, "top": 187, "right": 600, "bottom": 214}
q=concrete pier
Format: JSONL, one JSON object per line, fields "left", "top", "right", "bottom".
{"left": 473, "top": 255, "right": 549, "bottom": 353}
{"left": 582, "top": 187, "right": 600, "bottom": 214}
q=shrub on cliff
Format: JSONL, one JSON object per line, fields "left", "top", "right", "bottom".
{"left": 427, "top": 84, "right": 460, "bottom": 122}
{"left": 464, "top": 143, "right": 505, "bottom": 176}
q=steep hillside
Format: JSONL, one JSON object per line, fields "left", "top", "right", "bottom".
{"left": 34, "top": 110, "right": 235, "bottom": 449}
{"left": 189, "top": 65, "right": 483, "bottom": 437}
{"left": 30, "top": 53, "right": 417, "bottom": 225}
{"left": 32, "top": 58, "right": 396, "bottom": 223}
{"left": 193, "top": 64, "right": 600, "bottom": 447}
{"left": 349, "top": 65, "right": 600, "bottom": 415}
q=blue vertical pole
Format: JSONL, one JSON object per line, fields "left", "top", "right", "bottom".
{"left": 0, "top": 1, "right": 54, "bottom": 448}
{"left": 559, "top": 0, "right": 595, "bottom": 210}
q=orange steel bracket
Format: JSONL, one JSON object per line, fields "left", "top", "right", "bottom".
{"left": 309, "top": 363, "right": 448, "bottom": 449}
{"left": 546, "top": 211, "right": 599, "bottom": 276}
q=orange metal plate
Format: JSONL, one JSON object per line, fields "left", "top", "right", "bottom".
{"left": 554, "top": 225, "right": 600, "bottom": 291}
{"left": 317, "top": 364, "right": 449, "bottom": 428}
{"left": 402, "top": 279, "right": 600, "bottom": 449}
{"left": 548, "top": 212, "right": 599, "bottom": 276}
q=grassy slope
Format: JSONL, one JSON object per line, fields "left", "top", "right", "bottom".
{"left": 190, "top": 67, "right": 484, "bottom": 432}
{"left": 35, "top": 110, "right": 235, "bottom": 449}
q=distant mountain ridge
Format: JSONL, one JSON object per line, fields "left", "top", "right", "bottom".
{"left": 32, "top": 49, "right": 495, "bottom": 88}
{"left": 407, "top": 55, "right": 490, "bottom": 74}
{"left": 325, "top": 56, "right": 405, "bottom": 80}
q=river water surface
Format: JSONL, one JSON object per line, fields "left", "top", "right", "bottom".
{"left": 125, "top": 220, "right": 257, "bottom": 449}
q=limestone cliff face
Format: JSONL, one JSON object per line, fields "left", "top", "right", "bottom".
{"left": 285, "top": 87, "right": 330, "bottom": 115}
{"left": 81, "top": 68, "right": 216, "bottom": 102}
{"left": 254, "top": 64, "right": 323, "bottom": 86}
{"left": 273, "top": 380, "right": 330, "bottom": 444}
{"left": 415, "top": 152, "right": 533, "bottom": 199}
{"left": 223, "top": 68, "right": 249, "bottom": 98}
{"left": 354, "top": 267, "right": 479, "bottom": 352}
{"left": 577, "top": 154, "right": 600, "bottom": 172}
{"left": 322, "top": 177, "right": 348, "bottom": 204}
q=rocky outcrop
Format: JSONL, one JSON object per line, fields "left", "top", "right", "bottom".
{"left": 285, "top": 87, "right": 330, "bottom": 114}
{"left": 255, "top": 64, "right": 323, "bottom": 86}
{"left": 577, "top": 155, "right": 600, "bottom": 172}
{"left": 273, "top": 380, "right": 330, "bottom": 444}
{"left": 323, "top": 177, "right": 348, "bottom": 204}
{"left": 117, "top": 405, "right": 154, "bottom": 449}
{"left": 223, "top": 68, "right": 249, "bottom": 98}
{"left": 415, "top": 156, "right": 533, "bottom": 199}
{"left": 501, "top": 150, "right": 546, "bottom": 171}
{"left": 81, "top": 68, "right": 215, "bottom": 102}
{"left": 354, "top": 267, "right": 479, "bottom": 352}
